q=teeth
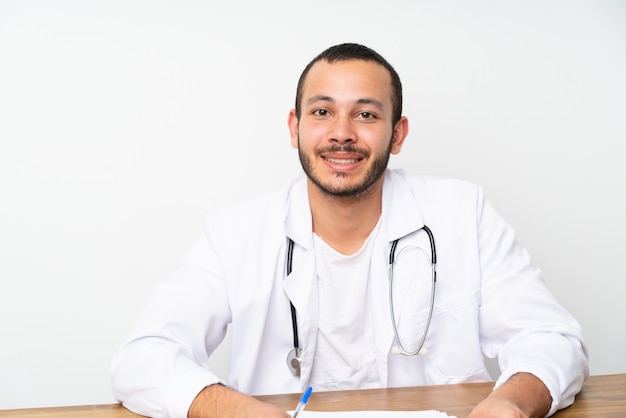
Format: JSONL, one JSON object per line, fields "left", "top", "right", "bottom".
{"left": 326, "top": 158, "right": 359, "bottom": 164}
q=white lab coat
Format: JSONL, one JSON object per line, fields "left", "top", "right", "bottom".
{"left": 111, "top": 170, "right": 588, "bottom": 418}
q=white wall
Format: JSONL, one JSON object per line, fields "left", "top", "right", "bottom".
{"left": 1, "top": 0, "right": 624, "bottom": 410}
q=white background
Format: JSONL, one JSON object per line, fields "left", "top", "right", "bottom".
{"left": 1, "top": 0, "right": 625, "bottom": 410}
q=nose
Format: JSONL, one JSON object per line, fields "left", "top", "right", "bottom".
{"left": 328, "top": 115, "right": 355, "bottom": 144}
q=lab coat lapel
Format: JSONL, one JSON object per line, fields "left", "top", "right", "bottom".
{"left": 282, "top": 249, "right": 317, "bottom": 387}
{"left": 370, "top": 236, "right": 393, "bottom": 383}
{"left": 372, "top": 170, "right": 426, "bottom": 377}
{"left": 282, "top": 175, "right": 318, "bottom": 388}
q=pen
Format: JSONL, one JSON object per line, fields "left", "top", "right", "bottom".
{"left": 292, "top": 386, "right": 313, "bottom": 418}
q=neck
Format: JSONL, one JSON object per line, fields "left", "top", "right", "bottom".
{"left": 307, "top": 177, "right": 384, "bottom": 255}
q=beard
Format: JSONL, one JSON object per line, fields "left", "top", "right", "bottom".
{"left": 298, "top": 137, "right": 393, "bottom": 199}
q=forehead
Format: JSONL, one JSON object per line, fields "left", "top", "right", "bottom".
{"left": 300, "top": 59, "right": 394, "bottom": 108}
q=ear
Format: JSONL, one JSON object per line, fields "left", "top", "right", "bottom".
{"left": 288, "top": 109, "right": 299, "bottom": 149}
{"left": 390, "top": 116, "right": 409, "bottom": 155}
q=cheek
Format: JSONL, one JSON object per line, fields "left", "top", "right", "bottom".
{"left": 360, "top": 128, "right": 393, "bottom": 151}
{"left": 297, "top": 123, "right": 326, "bottom": 146}
{"left": 303, "top": 122, "right": 326, "bottom": 136}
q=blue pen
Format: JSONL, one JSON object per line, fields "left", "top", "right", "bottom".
{"left": 292, "top": 386, "right": 313, "bottom": 418}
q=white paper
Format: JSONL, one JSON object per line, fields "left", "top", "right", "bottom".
{"left": 289, "top": 411, "right": 456, "bottom": 418}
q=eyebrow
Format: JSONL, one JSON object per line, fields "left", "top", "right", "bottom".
{"left": 306, "top": 95, "right": 385, "bottom": 111}
{"left": 306, "top": 95, "right": 334, "bottom": 106}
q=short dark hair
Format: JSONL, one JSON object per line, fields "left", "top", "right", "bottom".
{"left": 295, "top": 43, "right": 403, "bottom": 125}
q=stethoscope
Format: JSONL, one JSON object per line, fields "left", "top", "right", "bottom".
{"left": 285, "top": 225, "right": 437, "bottom": 377}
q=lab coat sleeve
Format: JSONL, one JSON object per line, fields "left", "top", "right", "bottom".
{"left": 475, "top": 188, "right": 589, "bottom": 416}
{"left": 111, "top": 232, "right": 231, "bottom": 418}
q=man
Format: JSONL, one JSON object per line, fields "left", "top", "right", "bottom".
{"left": 111, "top": 43, "right": 588, "bottom": 418}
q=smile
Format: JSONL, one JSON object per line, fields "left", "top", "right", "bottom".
{"left": 324, "top": 157, "right": 361, "bottom": 164}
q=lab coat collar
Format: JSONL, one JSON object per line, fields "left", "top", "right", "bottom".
{"left": 380, "top": 169, "right": 425, "bottom": 241}
{"left": 283, "top": 170, "right": 425, "bottom": 246}
{"left": 284, "top": 174, "right": 313, "bottom": 250}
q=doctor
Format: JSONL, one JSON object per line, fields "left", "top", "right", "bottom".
{"left": 111, "top": 43, "right": 588, "bottom": 418}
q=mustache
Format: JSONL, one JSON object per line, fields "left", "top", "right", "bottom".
{"left": 315, "top": 144, "right": 370, "bottom": 157}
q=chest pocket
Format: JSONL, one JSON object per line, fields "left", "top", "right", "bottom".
{"left": 389, "top": 240, "right": 488, "bottom": 384}
{"left": 390, "top": 244, "right": 434, "bottom": 352}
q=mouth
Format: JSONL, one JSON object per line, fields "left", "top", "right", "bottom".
{"left": 323, "top": 156, "right": 362, "bottom": 164}
{"left": 319, "top": 152, "right": 365, "bottom": 172}
{"left": 316, "top": 144, "right": 368, "bottom": 171}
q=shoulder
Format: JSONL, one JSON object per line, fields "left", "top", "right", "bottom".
{"left": 201, "top": 174, "right": 304, "bottom": 240}
{"left": 387, "top": 169, "right": 484, "bottom": 203}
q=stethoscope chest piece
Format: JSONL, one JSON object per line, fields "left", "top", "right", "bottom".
{"left": 286, "top": 347, "right": 302, "bottom": 377}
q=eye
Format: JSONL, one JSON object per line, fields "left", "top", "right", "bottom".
{"left": 312, "top": 109, "right": 330, "bottom": 117}
{"left": 357, "top": 112, "right": 376, "bottom": 120}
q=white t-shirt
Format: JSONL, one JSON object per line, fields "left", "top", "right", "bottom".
{"left": 309, "top": 220, "right": 383, "bottom": 391}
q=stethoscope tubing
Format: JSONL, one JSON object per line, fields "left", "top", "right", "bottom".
{"left": 388, "top": 225, "right": 437, "bottom": 355}
{"left": 287, "top": 239, "right": 299, "bottom": 351}
{"left": 285, "top": 225, "right": 437, "bottom": 375}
